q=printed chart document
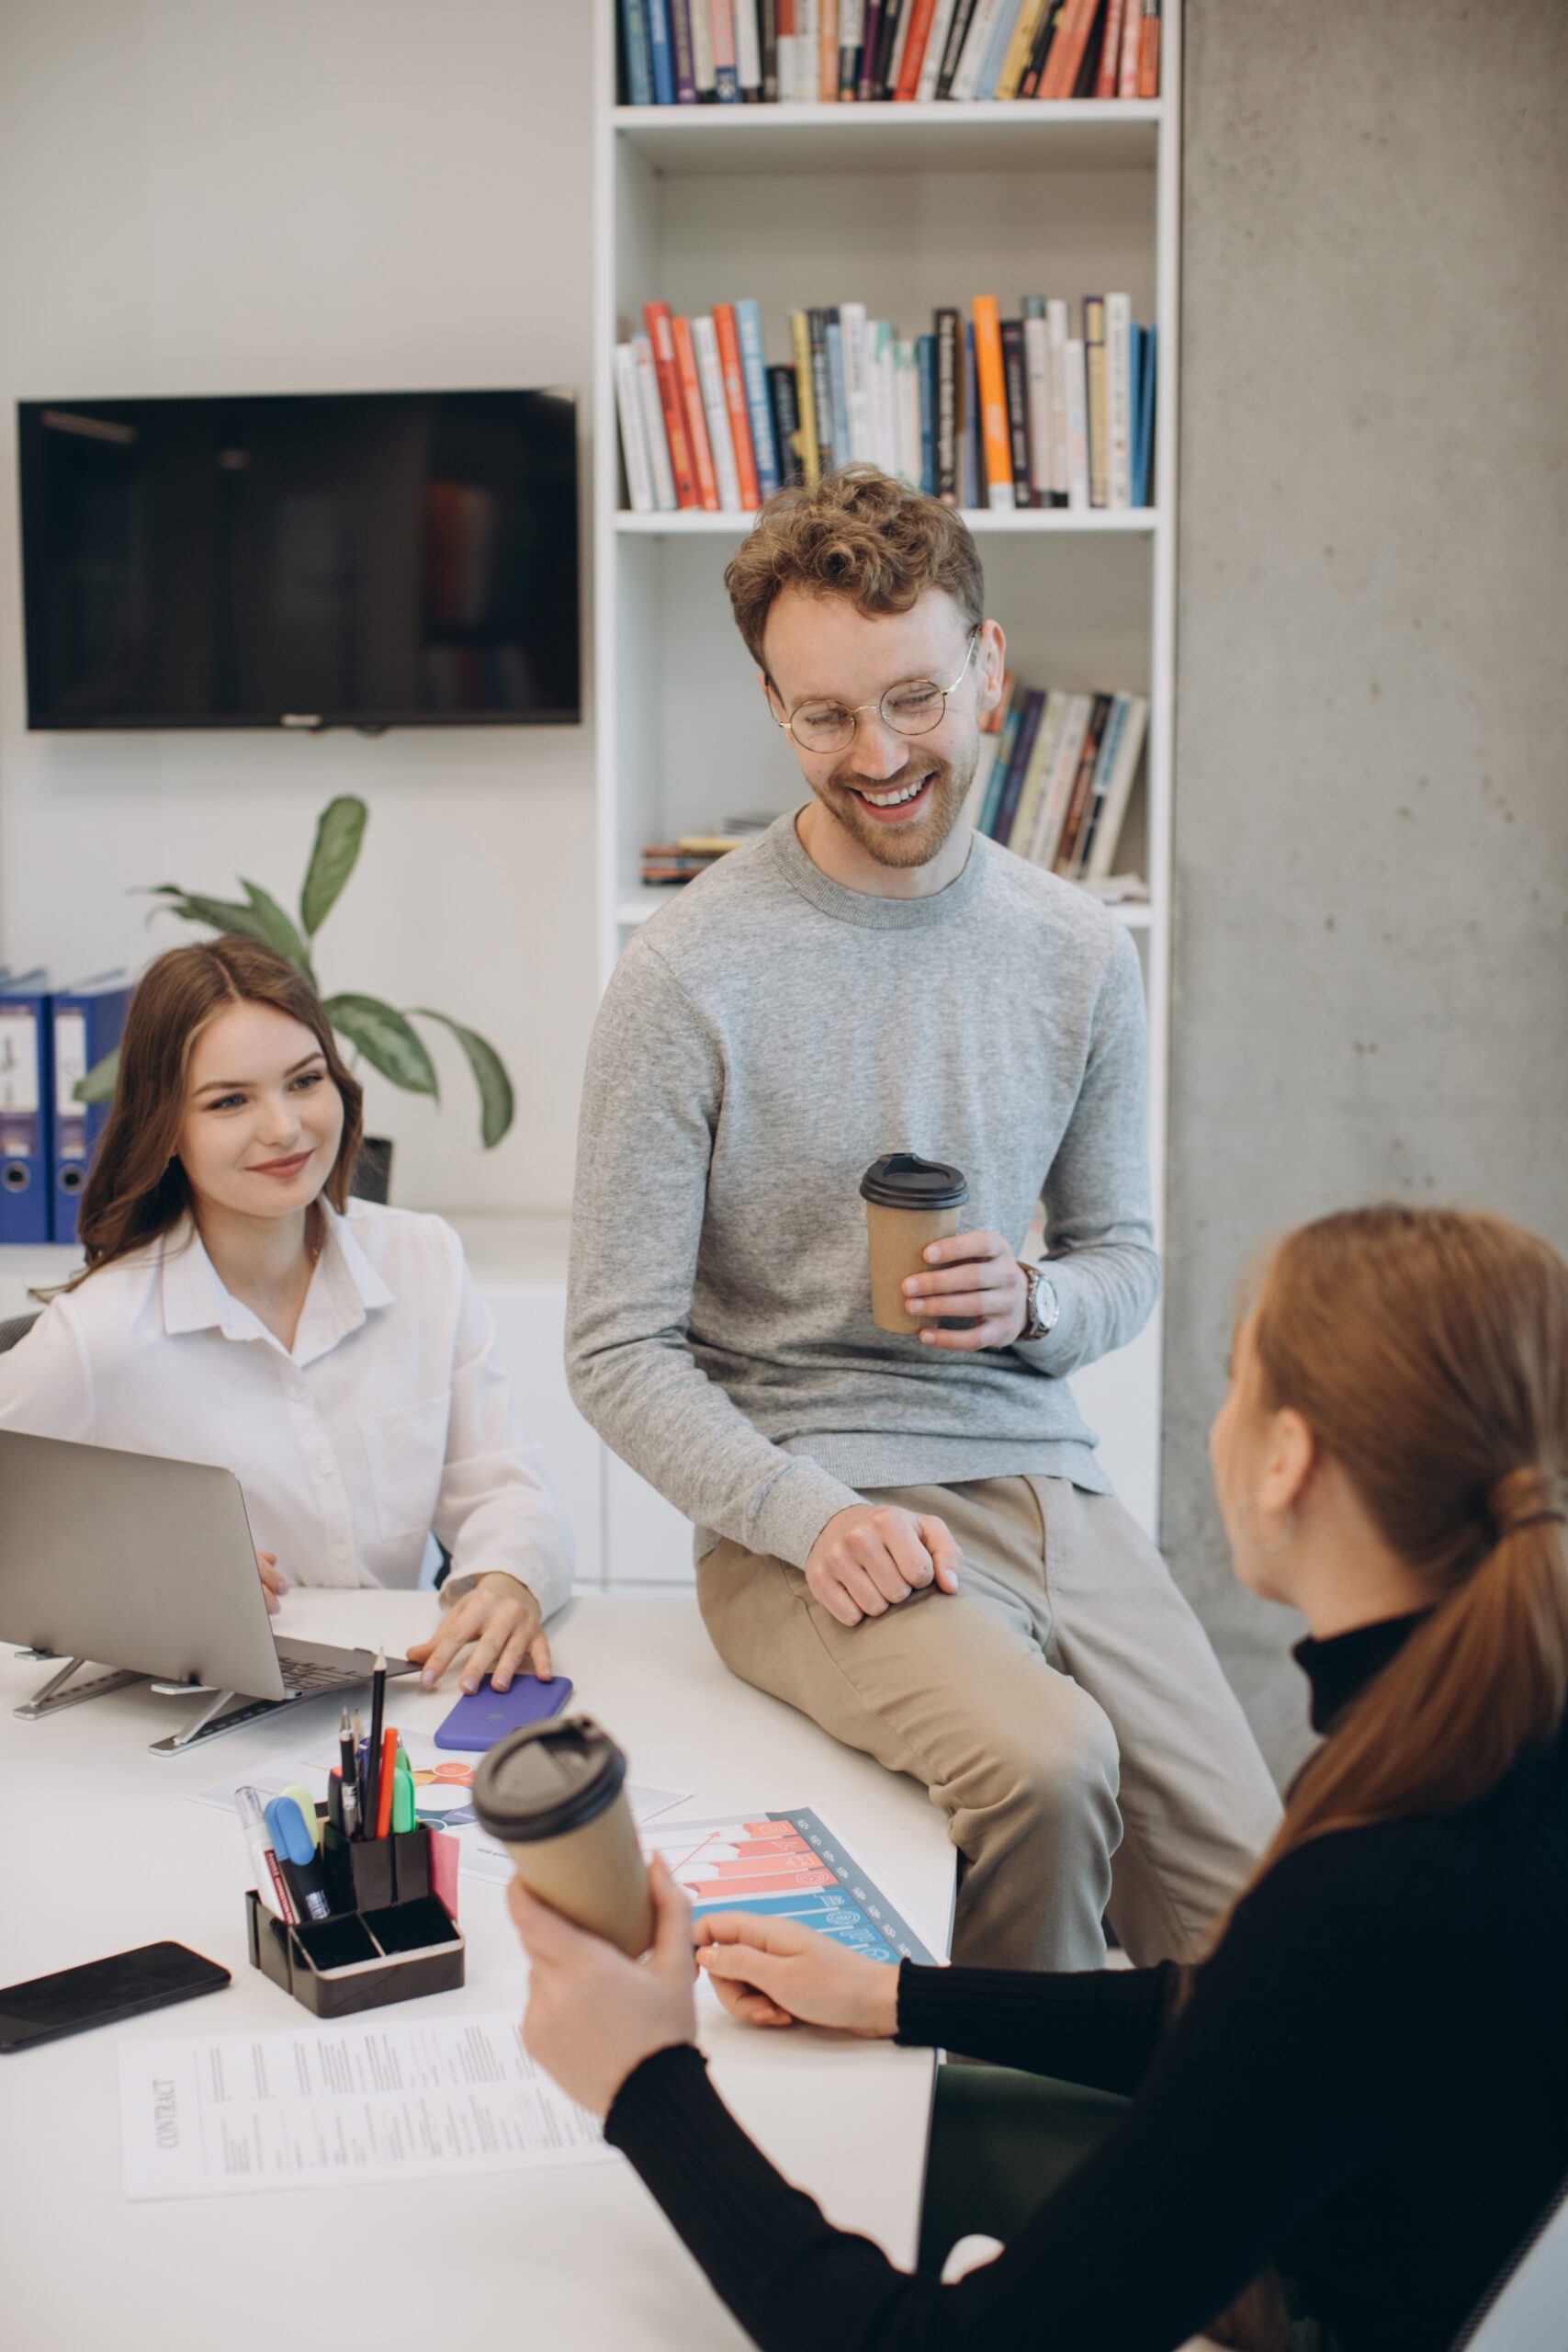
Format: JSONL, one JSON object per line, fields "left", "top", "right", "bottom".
{"left": 119, "top": 2012, "right": 615, "bottom": 2201}
{"left": 646, "top": 1808, "right": 937, "bottom": 1965}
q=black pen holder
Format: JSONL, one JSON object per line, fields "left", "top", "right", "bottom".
{"left": 245, "top": 1824, "right": 464, "bottom": 2019}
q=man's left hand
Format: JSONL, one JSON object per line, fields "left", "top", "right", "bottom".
{"left": 407, "top": 1573, "right": 552, "bottom": 1693}
{"left": 903, "top": 1229, "right": 1028, "bottom": 1351}
{"left": 510, "top": 1855, "right": 697, "bottom": 2118}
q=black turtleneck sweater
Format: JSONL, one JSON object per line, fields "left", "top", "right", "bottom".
{"left": 604, "top": 1617, "right": 1568, "bottom": 2351}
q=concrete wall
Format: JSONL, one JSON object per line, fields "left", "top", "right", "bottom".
{"left": 1167, "top": 0, "right": 1568, "bottom": 1773}
{"left": 0, "top": 0, "right": 598, "bottom": 1215}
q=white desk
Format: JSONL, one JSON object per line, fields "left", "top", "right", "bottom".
{"left": 0, "top": 1589, "right": 954, "bottom": 2352}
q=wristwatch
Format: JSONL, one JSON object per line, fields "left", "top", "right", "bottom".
{"left": 1019, "top": 1261, "right": 1061, "bottom": 1343}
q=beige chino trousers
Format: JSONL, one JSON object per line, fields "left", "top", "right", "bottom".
{"left": 698, "top": 1477, "right": 1282, "bottom": 1972}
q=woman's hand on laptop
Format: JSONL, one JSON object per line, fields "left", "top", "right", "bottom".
{"left": 255, "top": 1548, "right": 287, "bottom": 1616}
{"left": 407, "top": 1573, "right": 552, "bottom": 1694}
{"left": 695, "top": 1912, "right": 899, "bottom": 2039}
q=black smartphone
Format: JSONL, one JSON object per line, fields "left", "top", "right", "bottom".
{"left": 0, "top": 1941, "right": 231, "bottom": 2053}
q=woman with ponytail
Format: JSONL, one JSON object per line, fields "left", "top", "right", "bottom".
{"left": 502, "top": 1204, "right": 1568, "bottom": 2352}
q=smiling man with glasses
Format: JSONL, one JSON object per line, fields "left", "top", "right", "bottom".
{"left": 568, "top": 468, "right": 1279, "bottom": 1973}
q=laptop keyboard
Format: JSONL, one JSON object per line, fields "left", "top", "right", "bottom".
{"left": 277, "top": 1656, "right": 361, "bottom": 1695}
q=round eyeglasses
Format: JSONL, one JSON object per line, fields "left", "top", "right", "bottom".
{"left": 771, "top": 628, "right": 980, "bottom": 756}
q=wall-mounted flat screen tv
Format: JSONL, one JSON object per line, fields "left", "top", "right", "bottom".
{"left": 17, "top": 389, "right": 580, "bottom": 729}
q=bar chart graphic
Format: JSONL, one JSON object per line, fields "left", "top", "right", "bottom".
{"left": 644, "top": 1808, "right": 935, "bottom": 1965}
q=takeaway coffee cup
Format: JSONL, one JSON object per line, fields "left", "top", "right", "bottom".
{"left": 472, "top": 1714, "right": 654, "bottom": 1956}
{"left": 861, "top": 1152, "right": 970, "bottom": 1335}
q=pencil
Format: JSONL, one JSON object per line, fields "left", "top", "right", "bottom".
{"left": 364, "top": 1646, "right": 387, "bottom": 1839}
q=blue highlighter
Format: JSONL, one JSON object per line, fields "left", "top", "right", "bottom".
{"left": 265, "top": 1795, "right": 332, "bottom": 1922}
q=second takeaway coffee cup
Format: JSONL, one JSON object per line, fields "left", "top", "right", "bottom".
{"left": 861, "top": 1152, "right": 970, "bottom": 1335}
{"left": 472, "top": 1714, "right": 655, "bottom": 1956}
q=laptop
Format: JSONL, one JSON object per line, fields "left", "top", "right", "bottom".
{"left": 0, "top": 1428, "right": 413, "bottom": 1753}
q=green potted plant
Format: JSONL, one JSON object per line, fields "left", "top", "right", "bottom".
{"left": 79, "top": 796, "right": 513, "bottom": 1195}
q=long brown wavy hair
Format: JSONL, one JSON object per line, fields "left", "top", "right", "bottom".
{"left": 57, "top": 938, "right": 365, "bottom": 1291}
{"left": 1201, "top": 1203, "right": 1568, "bottom": 2351}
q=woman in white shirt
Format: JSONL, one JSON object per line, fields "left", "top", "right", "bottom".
{"left": 0, "top": 936, "right": 572, "bottom": 1691}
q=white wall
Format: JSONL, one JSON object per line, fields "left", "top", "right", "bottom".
{"left": 0, "top": 0, "right": 599, "bottom": 1214}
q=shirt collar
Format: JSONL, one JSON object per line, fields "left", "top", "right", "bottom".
{"left": 1292, "top": 1611, "right": 1430, "bottom": 1735}
{"left": 160, "top": 1202, "right": 395, "bottom": 1359}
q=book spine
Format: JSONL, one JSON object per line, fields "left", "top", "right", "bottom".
{"left": 642, "top": 300, "right": 701, "bottom": 505}
{"left": 1070, "top": 691, "right": 1125, "bottom": 878}
{"left": 950, "top": 0, "right": 1003, "bottom": 99}
{"left": 1031, "top": 692, "right": 1089, "bottom": 866}
{"left": 694, "top": 313, "right": 743, "bottom": 508}
{"left": 1046, "top": 297, "right": 1070, "bottom": 503}
{"left": 671, "top": 0, "right": 700, "bottom": 98}
{"left": 767, "top": 362, "right": 805, "bottom": 484}
{"left": 1136, "top": 322, "right": 1156, "bottom": 505}
{"left": 673, "top": 313, "right": 722, "bottom": 507}
{"left": 807, "top": 309, "right": 835, "bottom": 475}
{"left": 1055, "top": 692, "right": 1110, "bottom": 873}
{"left": 961, "top": 320, "right": 981, "bottom": 509}
{"left": 1010, "top": 687, "right": 1065, "bottom": 853}
{"left": 1083, "top": 294, "right": 1109, "bottom": 508}
{"left": 1021, "top": 306, "right": 1053, "bottom": 502}
{"left": 826, "top": 312, "right": 850, "bottom": 459}
{"left": 840, "top": 301, "right": 874, "bottom": 461}
{"left": 916, "top": 0, "right": 958, "bottom": 96}
{"left": 1020, "top": 0, "right": 1065, "bottom": 96}
{"left": 789, "top": 311, "right": 821, "bottom": 483}
{"left": 736, "top": 300, "right": 780, "bottom": 496}
{"left": 999, "top": 318, "right": 1032, "bottom": 506}
{"left": 1064, "top": 334, "right": 1089, "bottom": 507}
{"left": 916, "top": 333, "right": 938, "bottom": 495}
{"left": 997, "top": 0, "right": 1046, "bottom": 99}
{"left": 976, "top": 695, "right": 1021, "bottom": 834}
{"left": 1039, "top": 0, "right": 1098, "bottom": 97}
{"left": 1069, "top": 1, "right": 1105, "bottom": 95}
{"left": 858, "top": 0, "right": 885, "bottom": 96}
{"left": 819, "top": 0, "right": 839, "bottom": 97}
{"left": 1085, "top": 694, "right": 1148, "bottom": 879}
{"left": 647, "top": 0, "right": 678, "bottom": 103}
{"left": 1093, "top": 0, "right": 1124, "bottom": 96}
{"left": 714, "top": 303, "right": 761, "bottom": 508}
{"left": 894, "top": 338, "right": 919, "bottom": 483}
{"left": 1136, "top": 0, "right": 1160, "bottom": 97}
{"left": 760, "top": 0, "right": 779, "bottom": 97}
{"left": 894, "top": 0, "right": 940, "bottom": 96}
{"left": 690, "top": 0, "right": 717, "bottom": 96}
{"left": 934, "top": 306, "right": 960, "bottom": 503}
{"left": 615, "top": 344, "right": 655, "bottom": 512}
{"left": 621, "top": 0, "right": 655, "bottom": 106}
{"left": 777, "top": 0, "right": 798, "bottom": 98}
{"left": 936, "top": 0, "right": 978, "bottom": 95}
{"left": 1105, "top": 289, "right": 1132, "bottom": 509}
{"left": 735, "top": 0, "right": 764, "bottom": 94}
{"left": 992, "top": 688, "right": 1045, "bottom": 845}
{"left": 871, "top": 321, "right": 898, "bottom": 472}
{"left": 711, "top": 0, "right": 740, "bottom": 98}
{"left": 1116, "top": 0, "right": 1139, "bottom": 94}
{"left": 632, "top": 334, "right": 678, "bottom": 509}
{"left": 971, "top": 295, "right": 1015, "bottom": 510}
{"left": 839, "top": 0, "right": 866, "bottom": 96}
{"left": 976, "top": 0, "right": 1025, "bottom": 100}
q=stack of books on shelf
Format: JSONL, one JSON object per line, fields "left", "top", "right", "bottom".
{"left": 969, "top": 671, "right": 1148, "bottom": 897}
{"left": 616, "top": 294, "right": 1156, "bottom": 516}
{"left": 640, "top": 816, "right": 773, "bottom": 886}
{"left": 617, "top": 1, "right": 1161, "bottom": 107}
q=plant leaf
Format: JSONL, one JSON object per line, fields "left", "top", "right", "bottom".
{"left": 412, "top": 1010, "right": 515, "bottom": 1148}
{"left": 322, "top": 994, "right": 439, "bottom": 1098}
{"left": 300, "top": 797, "right": 367, "bottom": 938}
{"left": 140, "top": 886, "right": 282, "bottom": 947}
{"left": 238, "top": 878, "right": 315, "bottom": 978}
{"left": 74, "top": 1046, "right": 120, "bottom": 1106}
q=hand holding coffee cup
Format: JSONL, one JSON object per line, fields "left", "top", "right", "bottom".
{"left": 861, "top": 1152, "right": 1029, "bottom": 1351}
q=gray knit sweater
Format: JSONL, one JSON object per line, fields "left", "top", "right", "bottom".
{"left": 566, "top": 813, "right": 1159, "bottom": 1567}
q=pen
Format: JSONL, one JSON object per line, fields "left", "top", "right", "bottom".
{"left": 265, "top": 1795, "right": 333, "bottom": 1923}
{"left": 392, "top": 1737, "right": 416, "bottom": 1835}
{"left": 363, "top": 1646, "right": 387, "bottom": 1842}
{"left": 236, "top": 1785, "right": 296, "bottom": 1923}
{"left": 375, "top": 1724, "right": 399, "bottom": 1839}
{"left": 339, "top": 1708, "right": 360, "bottom": 1838}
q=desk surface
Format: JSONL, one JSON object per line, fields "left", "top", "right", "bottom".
{"left": 0, "top": 1590, "right": 953, "bottom": 2352}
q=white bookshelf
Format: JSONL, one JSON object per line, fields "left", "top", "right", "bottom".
{"left": 592, "top": 2, "right": 1183, "bottom": 1557}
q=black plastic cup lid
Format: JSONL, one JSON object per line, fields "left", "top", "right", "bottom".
{"left": 471, "top": 1715, "right": 628, "bottom": 1843}
{"left": 860, "top": 1152, "right": 969, "bottom": 1211}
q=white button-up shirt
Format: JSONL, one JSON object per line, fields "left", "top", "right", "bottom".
{"left": 0, "top": 1201, "right": 573, "bottom": 1617}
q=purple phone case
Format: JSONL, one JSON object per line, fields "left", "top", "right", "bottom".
{"left": 433, "top": 1674, "right": 574, "bottom": 1752}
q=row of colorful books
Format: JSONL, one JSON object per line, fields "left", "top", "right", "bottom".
{"left": 618, "top": 0, "right": 1161, "bottom": 107}
{"left": 968, "top": 673, "right": 1148, "bottom": 887}
{"left": 0, "top": 968, "right": 130, "bottom": 1245}
{"left": 616, "top": 296, "right": 1156, "bottom": 517}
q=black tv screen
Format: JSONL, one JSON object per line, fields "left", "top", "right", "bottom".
{"left": 17, "top": 389, "right": 580, "bottom": 729}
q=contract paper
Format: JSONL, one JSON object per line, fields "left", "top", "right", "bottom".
{"left": 119, "top": 2012, "right": 615, "bottom": 2200}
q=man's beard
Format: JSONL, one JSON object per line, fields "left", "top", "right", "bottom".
{"left": 813, "top": 738, "right": 978, "bottom": 870}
